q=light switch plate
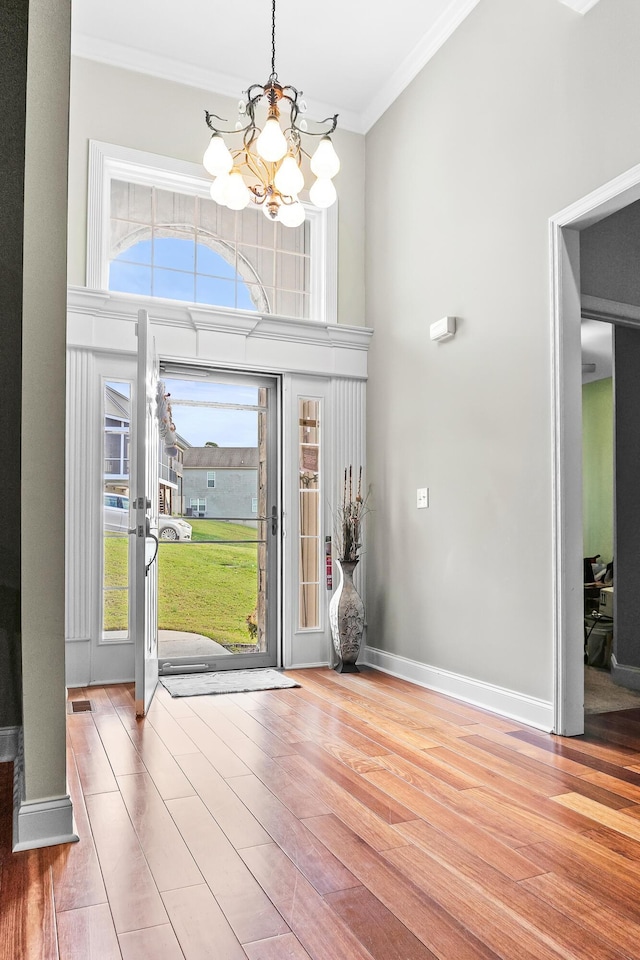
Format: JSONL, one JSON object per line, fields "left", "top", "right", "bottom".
{"left": 417, "top": 488, "right": 429, "bottom": 509}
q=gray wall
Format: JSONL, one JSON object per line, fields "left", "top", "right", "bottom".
{"left": 582, "top": 199, "right": 640, "bottom": 306}
{"left": 67, "top": 58, "right": 366, "bottom": 326}
{"left": 612, "top": 326, "right": 640, "bottom": 687}
{"left": 183, "top": 469, "right": 257, "bottom": 520}
{"left": 0, "top": 0, "right": 28, "bottom": 732}
{"left": 365, "top": 0, "right": 640, "bottom": 702}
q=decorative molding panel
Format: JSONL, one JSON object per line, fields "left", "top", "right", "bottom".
{"left": 364, "top": 646, "right": 554, "bottom": 731}
{"left": 331, "top": 378, "right": 367, "bottom": 601}
{"left": 557, "top": 0, "right": 602, "bottom": 14}
{"left": 67, "top": 287, "right": 372, "bottom": 379}
{"left": 66, "top": 348, "right": 96, "bottom": 643}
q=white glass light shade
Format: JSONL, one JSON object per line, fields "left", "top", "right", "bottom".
{"left": 309, "top": 177, "right": 337, "bottom": 208}
{"left": 274, "top": 156, "right": 305, "bottom": 196}
{"left": 279, "top": 200, "right": 306, "bottom": 228}
{"left": 310, "top": 136, "right": 340, "bottom": 179}
{"left": 225, "top": 170, "right": 251, "bottom": 210}
{"left": 210, "top": 174, "right": 231, "bottom": 206}
{"left": 256, "top": 117, "right": 288, "bottom": 162}
{"left": 203, "top": 134, "right": 233, "bottom": 176}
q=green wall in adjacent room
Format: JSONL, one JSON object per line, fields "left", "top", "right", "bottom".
{"left": 583, "top": 377, "right": 614, "bottom": 563}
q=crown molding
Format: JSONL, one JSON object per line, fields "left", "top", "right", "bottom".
{"left": 557, "top": 0, "right": 602, "bottom": 13}
{"left": 73, "top": 0, "right": 587, "bottom": 137}
{"left": 71, "top": 32, "right": 363, "bottom": 133}
{"left": 360, "top": 0, "right": 482, "bottom": 132}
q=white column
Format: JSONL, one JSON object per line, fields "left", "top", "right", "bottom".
{"left": 18, "top": 0, "right": 77, "bottom": 848}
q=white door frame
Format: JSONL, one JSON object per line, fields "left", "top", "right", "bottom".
{"left": 551, "top": 162, "right": 640, "bottom": 735}
{"left": 65, "top": 289, "right": 371, "bottom": 686}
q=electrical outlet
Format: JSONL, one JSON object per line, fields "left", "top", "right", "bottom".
{"left": 417, "top": 488, "right": 429, "bottom": 509}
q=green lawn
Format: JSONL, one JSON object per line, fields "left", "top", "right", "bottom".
{"left": 103, "top": 519, "right": 259, "bottom": 646}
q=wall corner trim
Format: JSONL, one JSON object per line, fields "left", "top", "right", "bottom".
{"left": 12, "top": 759, "right": 78, "bottom": 852}
{"left": 364, "top": 646, "right": 554, "bottom": 731}
{"left": 0, "top": 727, "right": 20, "bottom": 763}
{"left": 557, "top": 0, "right": 602, "bottom": 14}
{"left": 13, "top": 794, "right": 79, "bottom": 852}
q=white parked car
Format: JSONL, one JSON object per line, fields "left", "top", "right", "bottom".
{"left": 158, "top": 516, "right": 192, "bottom": 541}
{"left": 104, "top": 494, "right": 192, "bottom": 540}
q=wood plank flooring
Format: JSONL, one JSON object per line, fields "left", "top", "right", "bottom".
{"left": 4, "top": 668, "right": 640, "bottom": 958}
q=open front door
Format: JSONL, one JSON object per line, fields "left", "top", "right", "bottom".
{"left": 134, "top": 309, "right": 159, "bottom": 715}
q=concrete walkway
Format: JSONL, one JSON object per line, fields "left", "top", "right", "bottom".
{"left": 158, "top": 630, "right": 232, "bottom": 659}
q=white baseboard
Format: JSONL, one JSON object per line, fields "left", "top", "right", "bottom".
{"left": 0, "top": 726, "right": 20, "bottom": 762}
{"left": 610, "top": 654, "right": 640, "bottom": 692}
{"left": 284, "top": 660, "right": 330, "bottom": 669}
{"left": 364, "top": 646, "right": 554, "bottom": 732}
{"left": 12, "top": 745, "right": 79, "bottom": 851}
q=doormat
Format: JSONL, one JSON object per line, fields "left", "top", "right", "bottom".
{"left": 160, "top": 668, "right": 300, "bottom": 698}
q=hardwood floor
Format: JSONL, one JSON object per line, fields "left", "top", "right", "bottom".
{"left": 4, "top": 667, "right": 640, "bottom": 958}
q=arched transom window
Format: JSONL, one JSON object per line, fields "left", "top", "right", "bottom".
{"left": 108, "top": 180, "right": 310, "bottom": 318}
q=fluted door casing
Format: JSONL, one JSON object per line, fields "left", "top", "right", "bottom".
{"left": 329, "top": 559, "right": 364, "bottom": 672}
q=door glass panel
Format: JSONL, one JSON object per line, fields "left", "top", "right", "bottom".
{"left": 156, "top": 374, "right": 277, "bottom": 670}
{"left": 102, "top": 381, "right": 131, "bottom": 640}
{"left": 299, "top": 398, "right": 321, "bottom": 629}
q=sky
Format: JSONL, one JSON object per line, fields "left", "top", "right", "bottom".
{"left": 107, "top": 234, "right": 265, "bottom": 449}
{"left": 110, "top": 237, "right": 257, "bottom": 312}
{"left": 163, "top": 378, "right": 259, "bottom": 448}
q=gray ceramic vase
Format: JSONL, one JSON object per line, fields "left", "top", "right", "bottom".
{"left": 329, "top": 559, "right": 364, "bottom": 673}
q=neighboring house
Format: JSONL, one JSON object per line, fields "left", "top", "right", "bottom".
{"left": 159, "top": 433, "right": 189, "bottom": 517}
{"left": 104, "top": 384, "right": 130, "bottom": 497}
{"left": 182, "top": 447, "right": 258, "bottom": 522}
{"left": 103, "top": 383, "right": 189, "bottom": 514}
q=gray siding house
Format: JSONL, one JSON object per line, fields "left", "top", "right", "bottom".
{"left": 182, "top": 447, "right": 258, "bottom": 521}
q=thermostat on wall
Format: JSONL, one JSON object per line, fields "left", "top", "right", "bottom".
{"left": 430, "top": 316, "right": 457, "bottom": 342}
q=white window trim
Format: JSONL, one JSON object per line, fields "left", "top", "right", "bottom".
{"left": 87, "top": 140, "right": 337, "bottom": 324}
{"left": 207, "top": 471, "right": 216, "bottom": 488}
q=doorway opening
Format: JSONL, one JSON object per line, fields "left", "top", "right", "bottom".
{"left": 154, "top": 366, "right": 281, "bottom": 675}
{"left": 552, "top": 163, "right": 640, "bottom": 735}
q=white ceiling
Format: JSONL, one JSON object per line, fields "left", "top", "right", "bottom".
{"left": 70, "top": 0, "right": 599, "bottom": 134}
{"left": 71, "top": 0, "right": 485, "bottom": 134}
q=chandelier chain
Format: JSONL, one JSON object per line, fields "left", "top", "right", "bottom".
{"left": 271, "top": 0, "right": 276, "bottom": 78}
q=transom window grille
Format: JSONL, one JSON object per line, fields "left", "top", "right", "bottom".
{"left": 109, "top": 180, "right": 310, "bottom": 318}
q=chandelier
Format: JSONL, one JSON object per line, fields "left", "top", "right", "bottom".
{"left": 202, "top": 0, "right": 340, "bottom": 228}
